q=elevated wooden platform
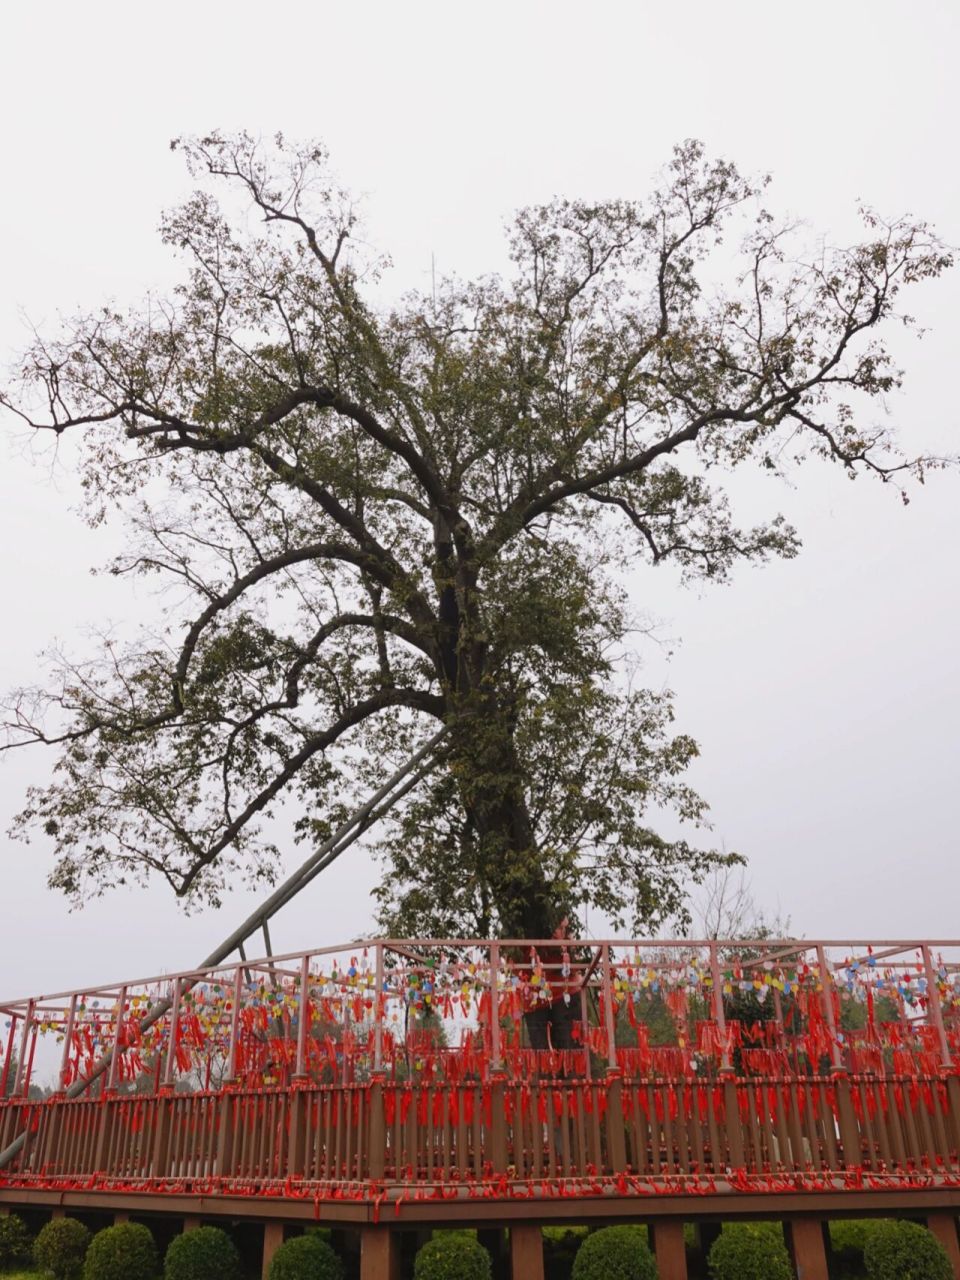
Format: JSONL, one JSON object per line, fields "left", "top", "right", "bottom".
{"left": 4, "top": 936, "right": 960, "bottom": 1276}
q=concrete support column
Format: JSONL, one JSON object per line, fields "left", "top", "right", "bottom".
{"left": 510, "top": 1225, "right": 543, "bottom": 1280}
{"left": 261, "top": 1221, "right": 284, "bottom": 1280}
{"left": 50, "top": 1207, "right": 65, "bottom": 1219}
{"left": 113, "top": 1211, "right": 130, "bottom": 1224}
{"left": 786, "top": 1218, "right": 829, "bottom": 1280}
{"left": 652, "top": 1220, "right": 688, "bottom": 1280}
{"left": 360, "top": 1227, "right": 401, "bottom": 1280}
{"left": 928, "top": 1214, "right": 960, "bottom": 1280}
{"left": 183, "top": 1216, "right": 202, "bottom": 1232}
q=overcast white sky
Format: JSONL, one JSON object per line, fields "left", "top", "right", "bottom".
{"left": 1, "top": 1, "right": 958, "bottom": 1004}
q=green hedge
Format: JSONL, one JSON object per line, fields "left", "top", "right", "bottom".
{"left": 268, "top": 1234, "right": 343, "bottom": 1280}
{"left": 830, "top": 1219, "right": 872, "bottom": 1278}
{"left": 707, "top": 1223, "right": 792, "bottom": 1280}
{"left": 83, "top": 1222, "right": 159, "bottom": 1280}
{"left": 413, "top": 1233, "right": 491, "bottom": 1280}
{"left": 572, "top": 1226, "right": 657, "bottom": 1280}
{"left": 863, "top": 1220, "right": 952, "bottom": 1280}
{"left": 164, "top": 1225, "right": 241, "bottom": 1280}
{"left": 34, "top": 1217, "right": 92, "bottom": 1279}
{"left": 0, "top": 1213, "right": 31, "bottom": 1269}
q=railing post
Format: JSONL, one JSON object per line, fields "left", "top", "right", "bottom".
{"left": 710, "top": 943, "right": 744, "bottom": 1169}
{"left": 489, "top": 942, "right": 501, "bottom": 1073}
{"left": 151, "top": 1090, "right": 175, "bottom": 1178}
{"left": 163, "top": 981, "right": 182, "bottom": 1088}
{"left": 13, "top": 1001, "right": 34, "bottom": 1096}
{"left": 921, "top": 944, "right": 960, "bottom": 1153}
{"left": 487, "top": 942, "right": 507, "bottom": 1173}
{"left": 0, "top": 1014, "right": 18, "bottom": 1098}
{"left": 600, "top": 945, "right": 627, "bottom": 1172}
{"left": 817, "top": 945, "right": 860, "bottom": 1169}
{"left": 922, "top": 945, "right": 952, "bottom": 1070}
{"left": 601, "top": 946, "right": 618, "bottom": 1071}
{"left": 816, "top": 946, "right": 845, "bottom": 1073}
{"left": 225, "top": 966, "right": 243, "bottom": 1083}
{"left": 368, "top": 1072, "right": 386, "bottom": 1181}
{"left": 215, "top": 1085, "right": 237, "bottom": 1179}
{"left": 106, "top": 987, "right": 126, "bottom": 1092}
{"left": 580, "top": 985, "right": 592, "bottom": 1081}
{"left": 295, "top": 955, "right": 310, "bottom": 1079}
{"left": 374, "top": 942, "right": 384, "bottom": 1071}
{"left": 709, "top": 943, "right": 731, "bottom": 1072}
{"left": 59, "top": 995, "right": 78, "bottom": 1092}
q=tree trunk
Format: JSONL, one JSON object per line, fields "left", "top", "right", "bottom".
{"left": 447, "top": 698, "right": 556, "bottom": 940}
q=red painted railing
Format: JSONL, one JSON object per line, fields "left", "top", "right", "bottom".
{"left": 4, "top": 937, "right": 960, "bottom": 1096}
{"left": 4, "top": 1072, "right": 960, "bottom": 1204}
{"left": 5, "top": 938, "right": 960, "bottom": 1205}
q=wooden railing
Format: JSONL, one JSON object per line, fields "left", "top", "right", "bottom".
{"left": 4, "top": 1072, "right": 960, "bottom": 1200}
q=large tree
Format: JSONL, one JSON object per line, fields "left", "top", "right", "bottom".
{"left": 1, "top": 135, "right": 951, "bottom": 939}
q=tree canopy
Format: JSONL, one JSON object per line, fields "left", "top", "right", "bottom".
{"left": 1, "top": 134, "right": 951, "bottom": 939}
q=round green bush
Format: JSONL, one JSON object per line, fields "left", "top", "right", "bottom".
{"left": 0, "top": 1213, "right": 32, "bottom": 1268}
{"left": 708, "top": 1222, "right": 792, "bottom": 1280}
{"left": 414, "top": 1233, "right": 492, "bottom": 1280}
{"left": 164, "top": 1225, "right": 241, "bottom": 1280}
{"left": 34, "top": 1217, "right": 92, "bottom": 1280}
{"left": 864, "top": 1220, "right": 952, "bottom": 1280}
{"left": 83, "top": 1222, "right": 159, "bottom": 1280}
{"left": 830, "top": 1220, "right": 872, "bottom": 1279}
{"left": 268, "top": 1233, "right": 343, "bottom": 1280}
{"left": 572, "top": 1226, "right": 657, "bottom": 1280}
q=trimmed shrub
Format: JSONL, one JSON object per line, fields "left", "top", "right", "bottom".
{"left": 830, "top": 1219, "right": 872, "bottom": 1278}
{"left": 863, "top": 1220, "right": 952, "bottom": 1280}
{"left": 572, "top": 1226, "right": 657, "bottom": 1280}
{"left": 414, "top": 1233, "right": 492, "bottom": 1280}
{"left": 707, "top": 1222, "right": 792, "bottom": 1280}
{"left": 268, "top": 1233, "right": 343, "bottom": 1280}
{"left": 0, "top": 1213, "right": 31, "bottom": 1268}
{"left": 83, "top": 1222, "right": 159, "bottom": 1280}
{"left": 164, "top": 1225, "right": 241, "bottom": 1280}
{"left": 34, "top": 1217, "right": 92, "bottom": 1280}
{"left": 543, "top": 1227, "right": 589, "bottom": 1280}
